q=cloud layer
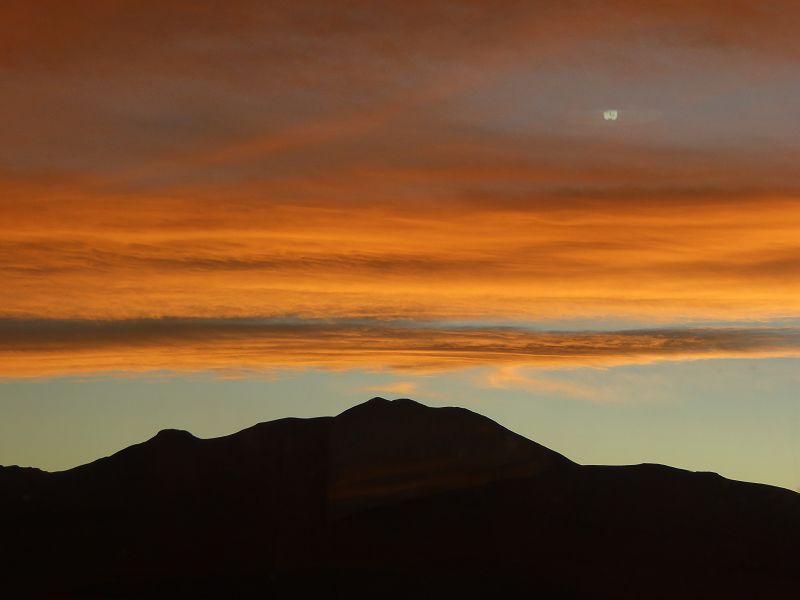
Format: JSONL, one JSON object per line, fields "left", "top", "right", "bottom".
{"left": 3, "top": 2, "right": 800, "bottom": 377}
{"left": 3, "top": 189, "right": 799, "bottom": 324}
{"left": 3, "top": 318, "right": 800, "bottom": 378}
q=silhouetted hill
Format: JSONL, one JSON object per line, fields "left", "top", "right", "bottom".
{"left": 1, "top": 397, "right": 798, "bottom": 598}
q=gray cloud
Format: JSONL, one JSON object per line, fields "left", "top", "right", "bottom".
{"left": 2, "top": 317, "right": 800, "bottom": 377}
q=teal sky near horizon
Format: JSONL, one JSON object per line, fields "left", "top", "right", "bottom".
{"left": 2, "top": 1, "right": 800, "bottom": 492}
{"left": 2, "top": 358, "right": 799, "bottom": 492}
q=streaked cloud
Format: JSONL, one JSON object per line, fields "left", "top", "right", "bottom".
{"left": 3, "top": 2, "right": 800, "bottom": 378}
{"left": 361, "top": 381, "right": 419, "bottom": 396}
{"left": 483, "top": 366, "right": 609, "bottom": 403}
{"left": 2, "top": 187, "right": 799, "bottom": 323}
{"left": 2, "top": 318, "right": 800, "bottom": 378}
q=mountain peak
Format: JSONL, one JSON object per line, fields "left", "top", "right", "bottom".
{"left": 147, "top": 428, "right": 197, "bottom": 446}
{"left": 338, "top": 396, "right": 426, "bottom": 417}
{"left": 3, "top": 397, "right": 798, "bottom": 598}
{"left": 329, "top": 397, "right": 573, "bottom": 513}
{"left": 152, "top": 428, "right": 195, "bottom": 440}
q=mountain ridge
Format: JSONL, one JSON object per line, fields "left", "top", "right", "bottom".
{"left": 6, "top": 398, "right": 790, "bottom": 493}
{"left": 1, "top": 397, "right": 798, "bottom": 599}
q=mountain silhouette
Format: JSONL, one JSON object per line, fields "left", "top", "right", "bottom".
{"left": 1, "top": 397, "right": 798, "bottom": 598}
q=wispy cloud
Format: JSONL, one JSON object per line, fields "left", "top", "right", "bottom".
{"left": 483, "top": 366, "right": 610, "bottom": 403}
{"left": 2, "top": 318, "right": 800, "bottom": 379}
{"left": 2, "top": 186, "right": 800, "bottom": 324}
{"left": 3, "top": 2, "right": 800, "bottom": 379}
{"left": 360, "top": 381, "right": 419, "bottom": 396}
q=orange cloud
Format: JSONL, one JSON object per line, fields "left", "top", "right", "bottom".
{"left": 483, "top": 366, "right": 610, "bottom": 403}
{"left": 3, "top": 2, "right": 800, "bottom": 378}
{"left": 361, "top": 381, "right": 419, "bottom": 396}
{"left": 2, "top": 178, "right": 799, "bottom": 324}
{"left": 2, "top": 318, "right": 800, "bottom": 378}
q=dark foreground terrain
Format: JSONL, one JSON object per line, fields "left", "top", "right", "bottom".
{"left": 1, "top": 397, "right": 798, "bottom": 598}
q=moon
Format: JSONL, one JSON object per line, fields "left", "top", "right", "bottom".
{"left": 562, "top": 108, "right": 663, "bottom": 126}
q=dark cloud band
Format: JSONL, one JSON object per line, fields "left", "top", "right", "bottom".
{"left": 2, "top": 317, "right": 799, "bottom": 377}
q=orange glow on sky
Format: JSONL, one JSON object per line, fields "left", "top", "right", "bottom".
{"left": 3, "top": 0, "right": 800, "bottom": 378}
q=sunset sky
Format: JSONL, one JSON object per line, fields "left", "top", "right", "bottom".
{"left": 2, "top": 1, "right": 799, "bottom": 490}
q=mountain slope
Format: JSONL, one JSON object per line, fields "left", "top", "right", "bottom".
{"left": 1, "top": 397, "right": 798, "bottom": 599}
{"left": 329, "top": 397, "right": 572, "bottom": 513}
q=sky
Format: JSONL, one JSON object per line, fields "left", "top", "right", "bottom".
{"left": 2, "top": 1, "right": 799, "bottom": 491}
